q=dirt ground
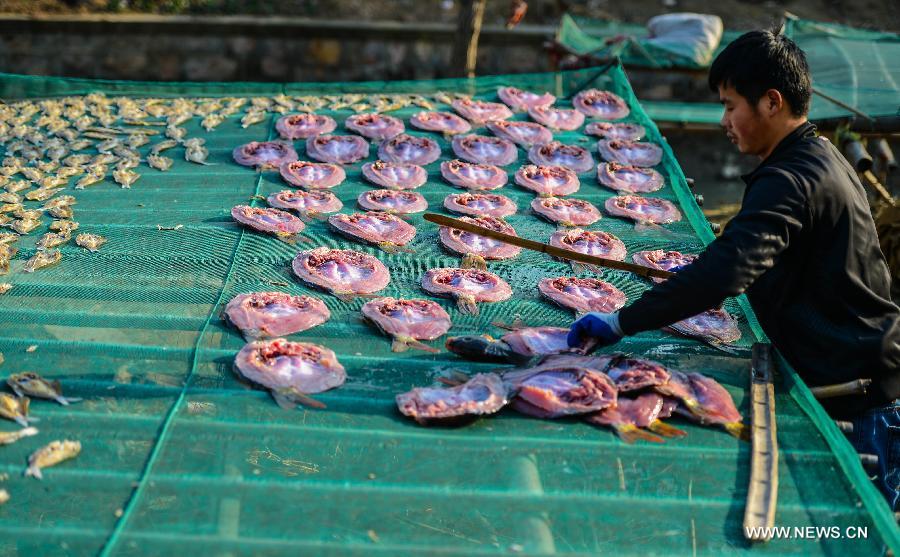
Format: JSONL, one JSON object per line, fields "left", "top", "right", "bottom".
{"left": 1, "top": 0, "right": 897, "bottom": 32}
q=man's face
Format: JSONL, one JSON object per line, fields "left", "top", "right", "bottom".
{"left": 718, "top": 84, "right": 769, "bottom": 157}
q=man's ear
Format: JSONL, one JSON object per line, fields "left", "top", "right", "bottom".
{"left": 764, "top": 89, "right": 785, "bottom": 116}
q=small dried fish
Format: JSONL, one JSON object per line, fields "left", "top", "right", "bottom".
{"left": 0, "top": 192, "right": 20, "bottom": 204}
{"left": 20, "top": 167, "right": 43, "bottom": 182}
{"left": 56, "top": 166, "right": 84, "bottom": 180}
{"left": 75, "top": 233, "right": 106, "bottom": 252}
{"left": 5, "top": 181, "right": 29, "bottom": 194}
{"left": 201, "top": 113, "right": 225, "bottom": 131}
{"left": 24, "top": 249, "right": 61, "bottom": 272}
{"left": 146, "top": 154, "right": 173, "bottom": 171}
{"left": 127, "top": 133, "right": 149, "bottom": 148}
{"left": 12, "top": 218, "right": 41, "bottom": 235}
{"left": 75, "top": 165, "right": 107, "bottom": 189}
{"left": 25, "top": 440, "right": 81, "bottom": 480}
{"left": 0, "top": 393, "right": 32, "bottom": 426}
{"left": 8, "top": 372, "right": 82, "bottom": 406}
{"left": 0, "top": 203, "right": 22, "bottom": 213}
{"left": 63, "top": 154, "right": 92, "bottom": 167}
{"left": 241, "top": 110, "right": 267, "bottom": 128}
{"left": 185, "top": 144, "right": 212, "bottom": 166}
{"left": 38, "top": 175, "right": 68, "bottom": 189}
{"left": 25, "top": 187, "right": 61, "bottom": 201}
{"left": 13, "top": 205, "right": 39, "bottom": 217}
{"left": 35, "top": 160, "right": 59, "bottom": 173}
{"left": 36, "top": 231, "right": 71, "bottom": 250}
{"left": 113, "top": 168, "right": 140, "bottom": 188}
{"left": 165, "top": 125, "right": 187, "bottom": 141}
{"left": 96, "top": 138, "right": 120, "bottom": 153}
{"left": 0, "top": 426, "right": 37, "bottom": 446}
{"left": 92, "top": 153, "right": 118, "bottom": 165}
{"left": 0, "top": 232, "right": 17, "bottom": 244}
{"left": 0, "top": 283, "right": 12, "bottom": 294}
{"left": 67, "top": 138, "right": 92, "bottom": 151}
{"left": 116, "top": 157, "right": 140, "bottom": 171}
{"left": 47, "top": 206, "right": 73, "bottom": 219}
{"left": 50, "top": 220, "right": 79, "bottom": 234}
{"left": 149, "top": 139, "right": 178, "bottom": 155}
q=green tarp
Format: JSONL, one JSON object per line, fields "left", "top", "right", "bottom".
{"left": 0, "top": 64, "right": 897, "bottom": 556}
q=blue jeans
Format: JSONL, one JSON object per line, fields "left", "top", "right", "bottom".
{"left": 849, "top": 401, "right": 900, "bottom": 511}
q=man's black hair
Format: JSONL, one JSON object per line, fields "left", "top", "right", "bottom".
{"left": 709, "top": 29, "right": 811, "bottom": 117}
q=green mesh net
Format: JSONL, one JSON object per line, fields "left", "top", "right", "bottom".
{"left": 556, "top": 14, "right": 900, "bottom": 124}
{"left": 0, "top": 64, "right": 897, "bottom": 556}
{"left": 555, "top": 13, "right": 744, "bottom": 69}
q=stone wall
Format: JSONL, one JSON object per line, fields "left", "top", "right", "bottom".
{"left": 0, "top": 17, "right": 551, "bottom": 83}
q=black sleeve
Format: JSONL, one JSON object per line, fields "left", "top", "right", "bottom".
{"left": 618, "top": 171, "right": 807, "bottom": 335}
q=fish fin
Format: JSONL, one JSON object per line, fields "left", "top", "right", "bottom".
{"left": 634, "top": 220, "right": 673, "bottom": 236}
{"left": 705, "top": 340, "right": 740, "bottom": 355}
{"left": 59, "top": 396, "right": 83, "bottom": 405}
{"left": 570, "top": 262, "right": 594, "bottom": 275}
{"left": 25, "top": 465, "right": 42, "bottom": 480}
{"left": 378, "top": 242, "right": 414, "bottom": 254}
{"left": 616, "top": 424, "right": 665, "bottom": 444}
{"left": 402, "top": 337, "right": 440, "bottom": 354}
{"left": 460, "top": 253, "right": 487, "bottom": 270}
{"left": 724, "top": 421, "right": 751, "bottom": 442}
{"left": 391, "top": 336, "right": 411, "bottom": 353}
{"left": 333, "top": 291, "right": 357, "bottom": 303}
{"left": 241, "top": 328, "right": 264, "bottom": 342}
{"left": 275, "top": 232, "right": 299, "bottom": 244}
{"left": 456, "top": 295, "right": 479, "bottom": 316}
{"left": 492, "top": 316, "right": 527, "bottom": 331}
{"left": 14, "top": 416, "right": 29, "bottom": 427}
{"left": 271, "top": 387, "right": 326, "bottom": 410}
{"left": 648, "top": 420, "right": 687, "bottom": 438}
{"left": 52, "top": 379, "right": 62, "bottom": 392}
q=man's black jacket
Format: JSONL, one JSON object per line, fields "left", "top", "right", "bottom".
{"left": 618, "top": 122, "right": 900, "bottom": 416}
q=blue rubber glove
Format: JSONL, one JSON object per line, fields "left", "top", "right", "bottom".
{"left": 567, "top": 312, "right": 625, "bottom": 348}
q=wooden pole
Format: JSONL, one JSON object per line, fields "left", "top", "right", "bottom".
{"left": 451, "top": 0, "right": 487, "bottom": 78}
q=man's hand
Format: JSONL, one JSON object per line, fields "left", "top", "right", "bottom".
{"left": 567, "top": 312, "right": 625, "bottom": 348}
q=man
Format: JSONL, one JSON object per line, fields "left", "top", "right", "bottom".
{"left": 568, "top": 30, "right": 900, "bottom": 507}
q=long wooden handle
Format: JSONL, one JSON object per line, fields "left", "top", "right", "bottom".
{"left": 744, "top": 343, "right": 778, "bottom": 542}
{"left": 423, "top": 212, "right": 675, "bottom": 279}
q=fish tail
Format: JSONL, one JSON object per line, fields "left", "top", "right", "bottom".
{"left": 460, "top": 253, "right": 487, "bottom": 271}
{"left": 60, "top": 397, "right": 83, "bottom": 405}
{"left": 20, "top": 427, "right": 39, "bottom": 437}
{"left": 25, "top": 465, "right": 42, "bottom": 480}
{"left": 14, "top": 416, "right": 29, "bottom": 427}
{"left": 648, "top": 420, "right": 687, "bottom": 438}
{"left": 615, "top": 424, "right": 665, "bottom": 444}
{"left": 724, "top": 421, "right": 751, "bottom": 442}
{"left": 398, "top": 336, "right": 440, "bottom": 354}
{"left": 456, "top": 295, "right": 479, "bottom": 316}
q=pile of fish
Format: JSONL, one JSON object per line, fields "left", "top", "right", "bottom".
{"left": 400, "top": 328, "right": 747, "bottom": 443}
